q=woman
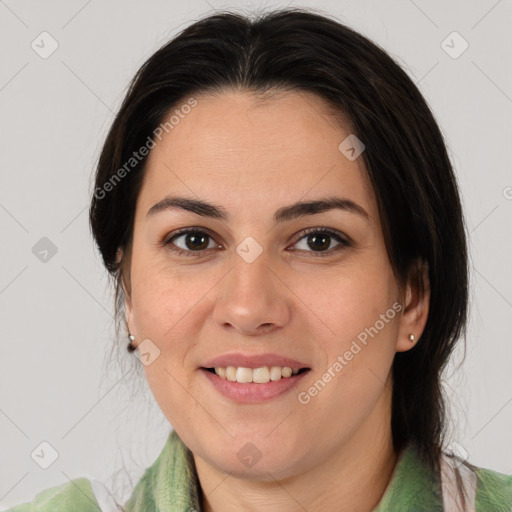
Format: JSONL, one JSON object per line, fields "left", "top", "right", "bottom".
{"left": 6, "top": 7, "right": 511, "bottom": 512}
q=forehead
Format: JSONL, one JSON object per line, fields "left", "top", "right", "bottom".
{"left": 137, "top": 89, "right": 375, "bottom": 221}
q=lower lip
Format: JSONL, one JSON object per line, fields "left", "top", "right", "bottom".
{"left": 199, "top": 368, "right": 310, "bottom": 403}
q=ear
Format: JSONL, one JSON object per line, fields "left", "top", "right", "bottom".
{"left": 396, "top": 259, "right": 430, "bottom": 353}
{"left": 117, "top": 247, "right": 135, "bottom": 341}
{"left": 124, "top": 287, "right": 134, "bottom": 331}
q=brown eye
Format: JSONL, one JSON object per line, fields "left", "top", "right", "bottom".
{"left": 290, "top": 227, "right": 351, "bottom": 256}
{"left": 164, "top": 229, "right": 218, "bottom": 257}
{"left": 162, "top": 226, "right": 350, "bottom": 258}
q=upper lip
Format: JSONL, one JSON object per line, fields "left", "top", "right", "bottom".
{"left": 201, "top": 352, "right": 311, "bottom": 369}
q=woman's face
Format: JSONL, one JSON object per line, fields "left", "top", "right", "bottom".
{"left": 124, "top": 89, "right": 426, "bottom": 479}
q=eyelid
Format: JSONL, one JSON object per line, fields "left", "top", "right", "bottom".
{"left": 293, "top": 225, "right": 351, "bottom": 245}
{"left": 161, "top": 226, "right": 222, "bottom": 252}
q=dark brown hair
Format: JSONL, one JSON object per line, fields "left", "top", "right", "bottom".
{"left": 89, "top": 7, "right": 473, "bottom": 508}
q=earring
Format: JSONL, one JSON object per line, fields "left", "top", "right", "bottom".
{"left": 409, "top": 334, "right": 416, "bottom": 343}
{"left": 127, "top": 333, "right": 136, "bottom": 352}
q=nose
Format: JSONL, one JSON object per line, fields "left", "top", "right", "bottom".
{"left": 212, "top": 250, "right": 291, "bottom": 336}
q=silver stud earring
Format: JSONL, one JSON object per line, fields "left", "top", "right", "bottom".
{"left": 127, "top": 333, "right": 136, "bottom": 352}
{"left": 409, "top": 334, "right": 416, "bottom": 343}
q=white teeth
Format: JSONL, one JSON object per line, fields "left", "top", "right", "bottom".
{"left": 213, "top": 366, "right": 304, "bottom": 383}
{"left": 252, "top": 367, "right": 270, "bottom": 383}
{"left": 269, "top": 366, "right": 282, "bottom": 381}
{"left": 281, "top": 367, "right": 292, "bottom": 378}
{"left": 226, "top": 366, "right": 237, "bottom": 382}
{"left": 235, "top": 367, "right": 253, "bottom": 383}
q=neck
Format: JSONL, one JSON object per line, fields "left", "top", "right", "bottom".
{"left": 194, "top": 380, "right": 399, "bottom": 512}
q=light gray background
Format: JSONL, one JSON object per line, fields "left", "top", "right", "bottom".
{"left": 1, "top": 0, "right": 511, "bottom": 508}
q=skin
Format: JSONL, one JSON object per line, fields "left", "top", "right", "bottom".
{"left": 122, "top": 89, "right": 430, "bottom": 512}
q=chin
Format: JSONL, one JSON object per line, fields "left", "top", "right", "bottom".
{"left": 196, "top": 438, "right": 309, "bottom": 481}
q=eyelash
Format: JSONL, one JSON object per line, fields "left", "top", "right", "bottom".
{"left": 161, "top": 226, "right": 352, "bottom": 258}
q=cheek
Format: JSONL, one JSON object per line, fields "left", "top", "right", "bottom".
{"left": 297, "top": 265, "right": 399, "bottom": 381}
{"left": 297, "top": 264, "right": 396, "bottom": 335}
{"left": 132, "top": 269, "right": 204, "bottom": 428}
{"left": 302, "top": 276, "right": 398, "bottom": 431}
{"left": 141, "top": 360, "right": 197, "bottom": 435}
{"left": 131, "top": 261, "right": 195, "bottom": 335}
{"left": 129, "top": 264, "right": 213, "bottom": 376}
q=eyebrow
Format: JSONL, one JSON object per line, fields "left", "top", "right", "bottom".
{"left": 146, "top": 195, "right": 369, "bottom": 223}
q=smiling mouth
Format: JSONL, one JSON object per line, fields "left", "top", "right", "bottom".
{"left": 202, "top": 366, "right": 310, "bottom": 384}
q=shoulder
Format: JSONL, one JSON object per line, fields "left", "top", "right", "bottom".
{"left": 3, "top": 430, "right": 196, "bottom": 512}
{"left": 441, "top": 450, "right": 512, "bottom": 511}
{"left": 473, "top": 465, "right": 512, "bottom": 511}
{"left": 2, "top": 477, "right": 112, "bottom": 512}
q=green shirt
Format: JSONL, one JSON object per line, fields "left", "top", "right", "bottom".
{"left": 4, "top": 430, "right": 512, "bottom": 511}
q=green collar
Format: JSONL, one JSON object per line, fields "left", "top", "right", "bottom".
{"left": 373, "top": 441, "right": 443, "bottom": 511}
{"left": 124, "top": 430, "right": 202, "bottom": 512}
{"left": 123, "top": 430, "right": 444, "bottom": 512}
